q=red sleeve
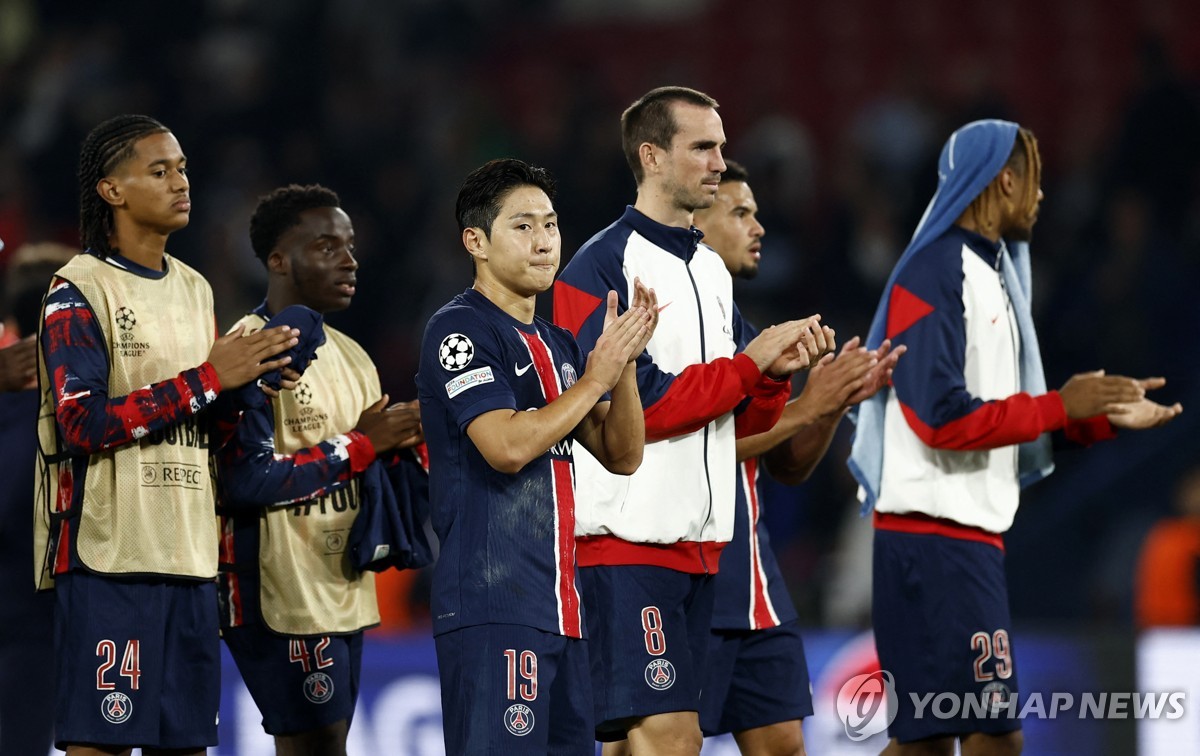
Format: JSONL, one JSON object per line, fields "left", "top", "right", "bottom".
{"left": 643, "top": 353, "right": 765, "bottom": 442}
{"left": 899, "top": 391, "right": 1067, "bottom": 450}
{"left": 735, "top": 375, "right": 792, "bottom": 439}
{"left": 1064, "top": 414, "right": 1117, "bottom": 446}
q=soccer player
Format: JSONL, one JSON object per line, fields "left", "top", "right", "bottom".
{"left": 215, "top": 184, "right": 426, "bottom": 755}
{"left": 34, "top": 114, "right": 299, "bottom": 755}
{"left": 692, "top": 160, "right": 902, "bottom": 756}
{"left": 417, "top": 158, "right": 656, "bottom": 755}
{"left": 553, "top": 86, "right": 827, "bottom": 755}
{"left": 848, "top": 119, "right": 1182, "bottom": 755}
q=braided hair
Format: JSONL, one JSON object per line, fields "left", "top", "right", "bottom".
{"left": 78, "top": 115, "right": 169, "bottom": 257}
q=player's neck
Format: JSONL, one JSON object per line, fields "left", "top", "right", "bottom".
{"left": 472, "top": 279, "right": 535, "bottom": 324}
{"left": 265, "top": 290, "right": 313, "bottom": 317}
{"left": 110, "top": 227, "right": 169, "bottom": 270}
{"left": 954, "top": 210, "right": 1002, "bottom": 243}
{"left": 634, "top": 190, "right": 694, "bottom": 230}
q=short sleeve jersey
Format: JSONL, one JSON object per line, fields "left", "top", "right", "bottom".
{"left": 417, "top": 288, "right": 590, "bottom": 639}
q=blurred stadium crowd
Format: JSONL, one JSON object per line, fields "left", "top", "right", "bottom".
{"left": 2, "top": 0, "right": 1199, "bottom": 630}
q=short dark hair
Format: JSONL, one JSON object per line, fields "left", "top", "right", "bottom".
{"left": 455, "top": 158, "right": 557, "bottom": 238}
{"left": 720, "top": 159, "right": 749, "bottom": 184}
{"left": 621, "top": 86, "right": 719, "bottom": 185}
{"left": 78, "top": 115, "right": 170, "bottom": 257}
{"left": 249, "top": 184, "right": 342, "bottom": 264}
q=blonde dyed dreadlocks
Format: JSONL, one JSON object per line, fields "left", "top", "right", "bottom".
{"left": 959, "top": 127, "right": 1041, "bottom": 237}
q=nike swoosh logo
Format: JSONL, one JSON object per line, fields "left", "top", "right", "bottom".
{"left": 515, "top": 362, "right": 534, "bottom": 376}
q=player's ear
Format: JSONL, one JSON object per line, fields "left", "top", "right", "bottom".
{"left": 462, "top": 227, "right": 488, "bottom": 262}
{"left": 97, "top": 177, "right": 123, "bottom": 208}
{"left": 999, "top": 166, "right": 1018, "bottom": 197}
{"left": 639, "top": 142, "right": 659, "bottom": 176}
{"left": 266, "top": 249, "right": 288, "bottom": 275}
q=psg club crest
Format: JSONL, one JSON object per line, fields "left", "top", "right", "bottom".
{"left": 504, "top": 703, "right": 535, "bottom": 736}
{"left": 303, "top": 672, "right": 335, "bottom": 704}
{"left": 101, "top": 691, "right": 133, "bottom": 724}
{"left": 644, "top": 659, "right": 676, "bottom": 690}
{"left": 438, "top": 333, "right": 475, "bottom": 371}
{"left": 560, "top": 362, "right": 577, "bottom": 388}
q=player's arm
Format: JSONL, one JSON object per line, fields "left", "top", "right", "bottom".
{"left": 572, "top": 282, "right": 658, "bottom": 473}
{"left": 471, "top": 293, "right": 653, "bottom": 474}
{"left": 730, "top": 306, "right": 834, "bottom": 442}
{"left": 41, "top": 279, "right": 299, "bottom": 455}
{"left": 555, "top": 269, "right": 808, "bottom": 442}
{"left": 748, "top": 337, "right": 904, "bottom": 484}
{"left": 888, "top": 264, "right": 1139, "bottom": 450}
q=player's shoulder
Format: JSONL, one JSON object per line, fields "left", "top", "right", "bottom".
{"left": 533, "top": 315, "right": 579, "bottom": 349}
{"left": 424, "top": 292, "right": 494, "bottom": 340}
{"left": 322, "top": 323, "right": 371, "bottom": 362}
{"left": 231, "top": 311, "right": 267, "bottom": 335}
{"left": 421, "top": 292, "right": 503, "bottom": 372}
{"left": 896, "top": 229, "right": 974, "bottom": 293}
{"left": 561, "top": 216, "right": 634, "bottom": 274}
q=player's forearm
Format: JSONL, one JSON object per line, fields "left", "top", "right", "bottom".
{"left": 53, "top": 365, "right": 220, "bottom": 454}
{"left": 762, "top": 411, "right": 844, "bottom": 485}
{"left": 643, "top": 354, "right": 764, "bottom": 441}
{"left": 217, "top": 430, "right": 373, "bottom": 507}
{"left": 735, "top": 394, "right": 824, "bottom": 462}
{"left": 472, "top": 378, "right": 608, "bottom": 474}
{"left": 595, "top": 364, "right": 645, "bottom": 475}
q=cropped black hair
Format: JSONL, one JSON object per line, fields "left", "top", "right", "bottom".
{"left": 248, "top": 184, "right": 342, "bottom": 264}
{"left": 455, "top": 159, "right": 556, "bottom": 238}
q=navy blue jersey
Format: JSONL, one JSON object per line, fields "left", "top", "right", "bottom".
{"left": 417, "top": 288, "right": 590, "bottom": 638}
{"left": 711, "top": 320, "right": 798, "bottom": 630}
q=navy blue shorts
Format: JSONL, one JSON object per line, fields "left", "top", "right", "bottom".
{"left": 223, "top": 624, "right": 363, "bottom": 736}
{"left": 435, "top": 623, "right": 593, "bottom": 755}
{"left": 579, "top": 565, "right": 715, "bottom": 741}
{"left": 700, "top": 620, "right": 813, "bottom": 736}
{"left": 53, "top": 571, "right": 220, "bottom": 750}
{"left": 873, "top": 529, "right": 1021, "bottom": 743}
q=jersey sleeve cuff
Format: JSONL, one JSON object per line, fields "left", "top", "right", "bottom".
{"left": 1037, "top": 391, "right": 1068, "bottom": 432}
{"left": 1064, "top": 414, "right": 1117, "bottom": 446}
{"left": 197, "top": 361, "right": 222, "bottom": 395}
{"left": 732, "top": 353, "right": 764, "bottom": 393}
{"left": 345, "top": 430, "right": 377, "bottom": 472}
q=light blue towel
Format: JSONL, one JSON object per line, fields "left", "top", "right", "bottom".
{"left": 848, "top": 120, "right": 1054, "bottom": 513}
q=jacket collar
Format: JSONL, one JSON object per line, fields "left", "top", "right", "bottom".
{"left": 620, "top": 205, "right": 704, "bottom": 262}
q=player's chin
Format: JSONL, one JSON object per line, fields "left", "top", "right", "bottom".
{"left": 161, "top": 215, "right": 191, "bottom": 233}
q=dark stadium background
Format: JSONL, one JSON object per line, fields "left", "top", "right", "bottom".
{"left": 2, "top": 1, "right": 1198, "bottom": 753}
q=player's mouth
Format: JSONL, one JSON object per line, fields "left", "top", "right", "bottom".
{"left": 749, "top": 242, "right": 762, "bottom": 261}
{"left": 335, "top": 279, "right": 356, "bottom": 296}
{"left": 172, "top": 198, "right": 191, "bottom": 212}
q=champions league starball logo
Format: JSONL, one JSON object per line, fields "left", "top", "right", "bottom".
{"left": 115, "top": 307, "right": 137, "bottom": 332}
{"left": 836, "top": 670, "right": 898, "bottom": 741}
{"left": 438, "top": 333, "right": 474, "bottom": 371}
{"left": 295, "top": 381, "right": 313, "bottom": 406}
